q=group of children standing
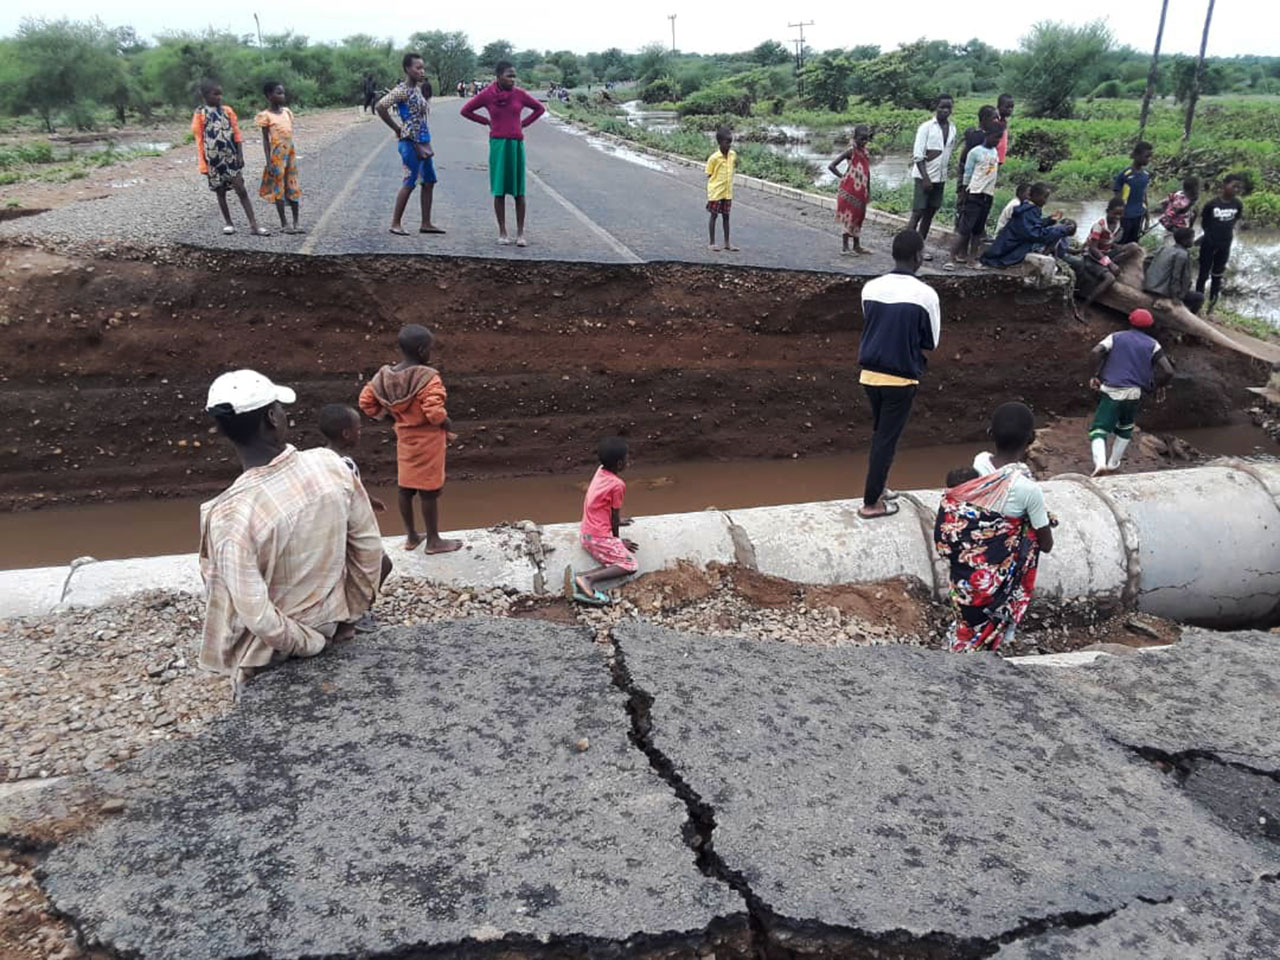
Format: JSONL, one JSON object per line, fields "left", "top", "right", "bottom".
{"left": 192, "top": 80, "right": 303, "bottom": 236}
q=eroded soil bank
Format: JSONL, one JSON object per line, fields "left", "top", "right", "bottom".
{"left": 0, "top": 244, "right": 1269, "bottom": 511}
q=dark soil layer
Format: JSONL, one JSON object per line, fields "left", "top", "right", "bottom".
{"left": 0, "top": 244, "right": 1267, "bottom": 510}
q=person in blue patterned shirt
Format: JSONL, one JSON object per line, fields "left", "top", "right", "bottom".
{"left": 377, "top": 52, "right": 446, "bottom": 237}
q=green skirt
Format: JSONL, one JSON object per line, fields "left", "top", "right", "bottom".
{"left": 489, "top": 137, "right": 526, "bottom": 197}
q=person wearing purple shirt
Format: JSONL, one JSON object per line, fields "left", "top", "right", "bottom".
{"left": 460, "top": 61, "right": 546, "bottom": 247}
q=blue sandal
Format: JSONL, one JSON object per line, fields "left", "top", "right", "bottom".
{"left": 564, "top": 566, "right": 611, "bottom": 606}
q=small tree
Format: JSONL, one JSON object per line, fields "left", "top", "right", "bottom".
{"left": 479, "top": 39, "right": 514, "bottom": 71}
{"left": 1007, "top": 19, "right": 1114, "bottom": 118}
{"left": 410, "top": 30, "right": 475, "bottom": 93}
{"left": 799, "top": 56, "right": 853, "bottom": 112}
{"left": 750, "top": 40, "right": 791, "bottom": 67}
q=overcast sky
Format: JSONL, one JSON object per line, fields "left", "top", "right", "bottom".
{"left": 3, "top": 0, "right": 1276, "bottom": 58}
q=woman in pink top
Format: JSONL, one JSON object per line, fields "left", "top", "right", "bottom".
{"left": 569, "top": 437, "right": 638, "bottom": 605}
{"left": 460, "top": 61, "right": 546, "bottom": 247}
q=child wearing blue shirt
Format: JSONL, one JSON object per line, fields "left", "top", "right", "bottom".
{"left": 1112, "top": 141, "right": 1153, "bottom": 244}
{"left": 947, "top": 122, "right": 1002, "bottom": 268}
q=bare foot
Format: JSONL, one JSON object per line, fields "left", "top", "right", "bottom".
{"left": 424, "top": 537, "right": 463, "bottom": 554}
{"left": 575, "top": 574, "right": 593, "bottom": 597}
{"left": 403, "top": 533, "right": 424, "bottom": 551}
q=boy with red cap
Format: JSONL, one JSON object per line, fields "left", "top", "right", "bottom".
{"left": 1087, "top": 309, "right": 1175, "bottom": 477}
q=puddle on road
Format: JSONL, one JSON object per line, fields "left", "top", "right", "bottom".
{"left": 0, "top": 426, "right": 1271, "bottom": 571}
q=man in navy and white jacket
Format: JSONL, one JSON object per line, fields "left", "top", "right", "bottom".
{"left": 857, "top": 229, "right": 941, "bottom": 519}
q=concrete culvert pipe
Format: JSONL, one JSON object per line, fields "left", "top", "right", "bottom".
{"left": 0, "top": 463, "right": 1276, "bottom": 629}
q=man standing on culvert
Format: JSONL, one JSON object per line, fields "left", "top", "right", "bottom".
{"left": 857, "top": 230, "right": 941, "bottom": 520}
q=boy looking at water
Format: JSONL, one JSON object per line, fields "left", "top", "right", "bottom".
{"left": 1088, "top": 309, "right": 1175, "bottom": 477}
{"left": 706, "top": 127, "right": 738, "bottom": 252}
{"left": 570, "top": 437, "right": 638, "bottom": 605}
{"left": 981, "top": 183, "right": 1075, "bottom": 268}
{"left": 1196, "top": 173, "right": 1246, "bottom": 316}
{"left": 318, "top": 404, "right": 388, "bottom": 513}
{"left": 1112, "top": 141, "right": 1154, "bottom": 244}
{"left": 947, "top": 121, "right": 1002, "bottom": 269}
{"left": 358, "top": 325, "right": 462, "bottom": 554}
{"left": 192, "top": 80, "right": 268, "bottom": 237}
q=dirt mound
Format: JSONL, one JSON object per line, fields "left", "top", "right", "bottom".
{"left": 0, "top": 244, "right": 1261, "bottom": 511}
{"left": 1028, "top": 416, "right": 1202, "bottom": 478}
{"left": 806, "top": 578, "right": 934, "bottom": 637}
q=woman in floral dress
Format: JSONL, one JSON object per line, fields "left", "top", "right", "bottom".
{"left": 256, "top": 82, "right": 303, "bottom": 233}
{"left": 192, "top": 80, "right": 268, "bottom": 236}
{"left": 829, "top": 124, "right": 873, "bottom": 255}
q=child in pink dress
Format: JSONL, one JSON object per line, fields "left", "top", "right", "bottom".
{"left": 569, "top": 437, "right": 638, "bottom": 605}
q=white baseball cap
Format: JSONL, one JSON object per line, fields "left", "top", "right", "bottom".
{"left": 206, "top": 369, "right": 297, "bottom": 415}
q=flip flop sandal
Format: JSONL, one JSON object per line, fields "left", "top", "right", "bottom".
{"left": 389, "top": 227, "right": 410, "bottom": 236}
{"left": 252, "top": 227, "right": 271, "bottom": 236}
{"left": 515, "top": 237, "right": 528, "bottom": 247}
{"left": 419, "top": 226, "right": 447, "bottom": 234}
{"left": 222, "top": 226, "right": 236, "bottom": 235}
{"left": 857, "top": 501, "right": 901, "bottom": 520}
{"left": 572, "top": 587, "right": 611, "bottom": 607}
{"left": 497, "top": 237, "right": 513, "bottom": 245}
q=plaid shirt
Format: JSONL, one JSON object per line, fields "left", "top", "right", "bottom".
{"left": 199, "top": 445, "right": 383, "bottom": 684}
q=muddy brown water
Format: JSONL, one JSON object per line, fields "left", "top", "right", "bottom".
{"left": 0, "top": 426, "right": 1268, "bottom": 571}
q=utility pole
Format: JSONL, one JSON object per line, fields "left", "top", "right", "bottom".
{"left": 252, "top": 13, "right": 265, "bottom": 64}
{"left": 788, "top": 20, "right": 814, "bottom": 73}
{"left": 1184, "top": 0, "right": 1216, "bottom": 142}
{"left": 1138, "top": 0, "right": 1169, "bottom": 139}
{"left": 667, "top": 14, "right": 677, "bottom": 54}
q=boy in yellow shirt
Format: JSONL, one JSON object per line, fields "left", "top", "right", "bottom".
{"left": 706, "top": 127, "right": 738, "bottom": 252}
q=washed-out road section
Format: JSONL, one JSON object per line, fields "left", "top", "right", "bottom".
{"left": 14, "top": 619, "right": 1279, "bottom": 958}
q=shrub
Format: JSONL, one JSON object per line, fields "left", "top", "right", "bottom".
{"left": 1089, "top": 80, "right": 1123, "bottom": 99}
{"left": 1008, "top": 127, "right": 1072, "bottom": 172}
{"left": 678, "top": 83, "right": 752, "bottom": 117}
{"left": 640, "top": 76, "right": 679, "bottom": 104}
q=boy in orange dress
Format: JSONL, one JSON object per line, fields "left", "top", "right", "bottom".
{"left": 358, "top": 325, "right": 462, "bottom": 553}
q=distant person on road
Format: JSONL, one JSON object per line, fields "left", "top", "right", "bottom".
{"left": 192, "top": 79, "right": 268, "bottom": 237}
{"left": 907, "top": 94, "right": 956, "bottom": 257}
{"left": 457, "top": 80, "right": 465, "bottom": 98}
{"left": 995, "top": 182, "right": 1029, "bottom": 235}
{"left": 569, "top": 436, "right": 638, "bottom": 606}
{"left": 1196, "top": 173, "right": 1246, "bottom": 316}
{"left": 1087, "top": 308, "right": 1176, "bottom": 477}
{"left": 857, "top": 229, "right": 940, "bottom": 520}
{"left": 358, "top": 324, "right": 462, "bottom": 554}
{"left": 362, "top": 74, "right": 378, "bottom": 113}
{"left": 200, "top": 370, "right": 385, "bottom": 690}
{"left": 1112, "top": 141, "right": 1154, "bottom": 244}
{"left": 981, "top": 182, "right": 1075, "bottom": 268}
{"left": 995, "top": 93, "right": 1014, "bottom": 164}
{"left": 256, "top": 82, "right": 303, "bottom": 234}
{"left": 954, "top": 105, "right": 996, "bottom": 228}
{"left": 1158, "top": 176, "right": 1200, "bottom": 233}
{"left": 1144, "top": 227, "right": 1204, "bottom": 315}
{"left": 706, "top": 126, "right": 738, "bottom": 252}
{"left": 377, "top": 52, "right": 446, "bottom": 237}
{"left": 829, "top": 124, "right": 872, "bottom": 255}
{"left": 461, "top": 60, "right": 546, "bottom": 247}
{"left": 935, "top": 401, "right": 1054, "bottom": 654}
{"left": 946, "top": 120, "right": 1002, "bottom": 269}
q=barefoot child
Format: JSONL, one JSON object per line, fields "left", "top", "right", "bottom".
{"left": 569, "top": 437, "right": 638, "bottom": 605}
{"left": 192, "top": 80, "right": 268, "bottom": 237}
{"left": 256, "top": 82, "right": 303, "bottom": 234}
{"left": 319, "top": 403, "right": 394, "bottom": 625}
{"left": 1112, "top": 141, "right": 1154, "bottom": 244}
{"left": 706, "top": 127, "right": 738, "bottom": 252}
{"left": 359, "top": 325, "right": 462, "bottom": 554}
{"left": 830, "top": 124, "right": 872, "bottom": 255}
{"left": 318, "top": 403, "right": 388, "bottom": 513}
{"left": 946, "top": 120, "right": 1002, "bottom": 269}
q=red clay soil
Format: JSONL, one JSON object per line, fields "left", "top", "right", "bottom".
{"left": 0, "top": 244, "right": 1267, "bottom": 510}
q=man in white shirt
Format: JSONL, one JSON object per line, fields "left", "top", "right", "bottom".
{"left": 907, "top": 94, "right": 956, "bottom": 258}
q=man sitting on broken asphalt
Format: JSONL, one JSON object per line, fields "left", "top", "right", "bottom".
{"left": 199, "top": 369, "right": 386, "bottom": 692}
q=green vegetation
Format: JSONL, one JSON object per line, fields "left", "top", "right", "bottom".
{"left": 0, "top": 139, "right": 170, "bottom": 185}
{"left": 1213, "top": 306, "right": 1280, "bottom": 343}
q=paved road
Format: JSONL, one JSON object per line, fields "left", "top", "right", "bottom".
{"left": 186, "top": 99, "right": 930, "bottom": 274}
{"left": 18, "top": 621, "right": 1279, "bottom": 958}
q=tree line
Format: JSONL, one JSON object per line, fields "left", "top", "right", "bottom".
{"left": 1, "top": 17, "right": 1278, "bottom": 132}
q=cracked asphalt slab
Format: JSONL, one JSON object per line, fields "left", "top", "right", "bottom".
{"left": 612, "top": 623, "right": 1277, "bottom": 951}
{"left": 995, "top": 881, "right": 1280, "bottom": 959}
{"left": 1028, "top": 629, "right": 1280, "bottom": 771}
{"left": 32, "top": 620, "right": 747, "bottom": 959}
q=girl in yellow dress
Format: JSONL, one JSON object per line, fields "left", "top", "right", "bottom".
{"left": 256, "top": 82, "right": 303, "bottom": 233}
